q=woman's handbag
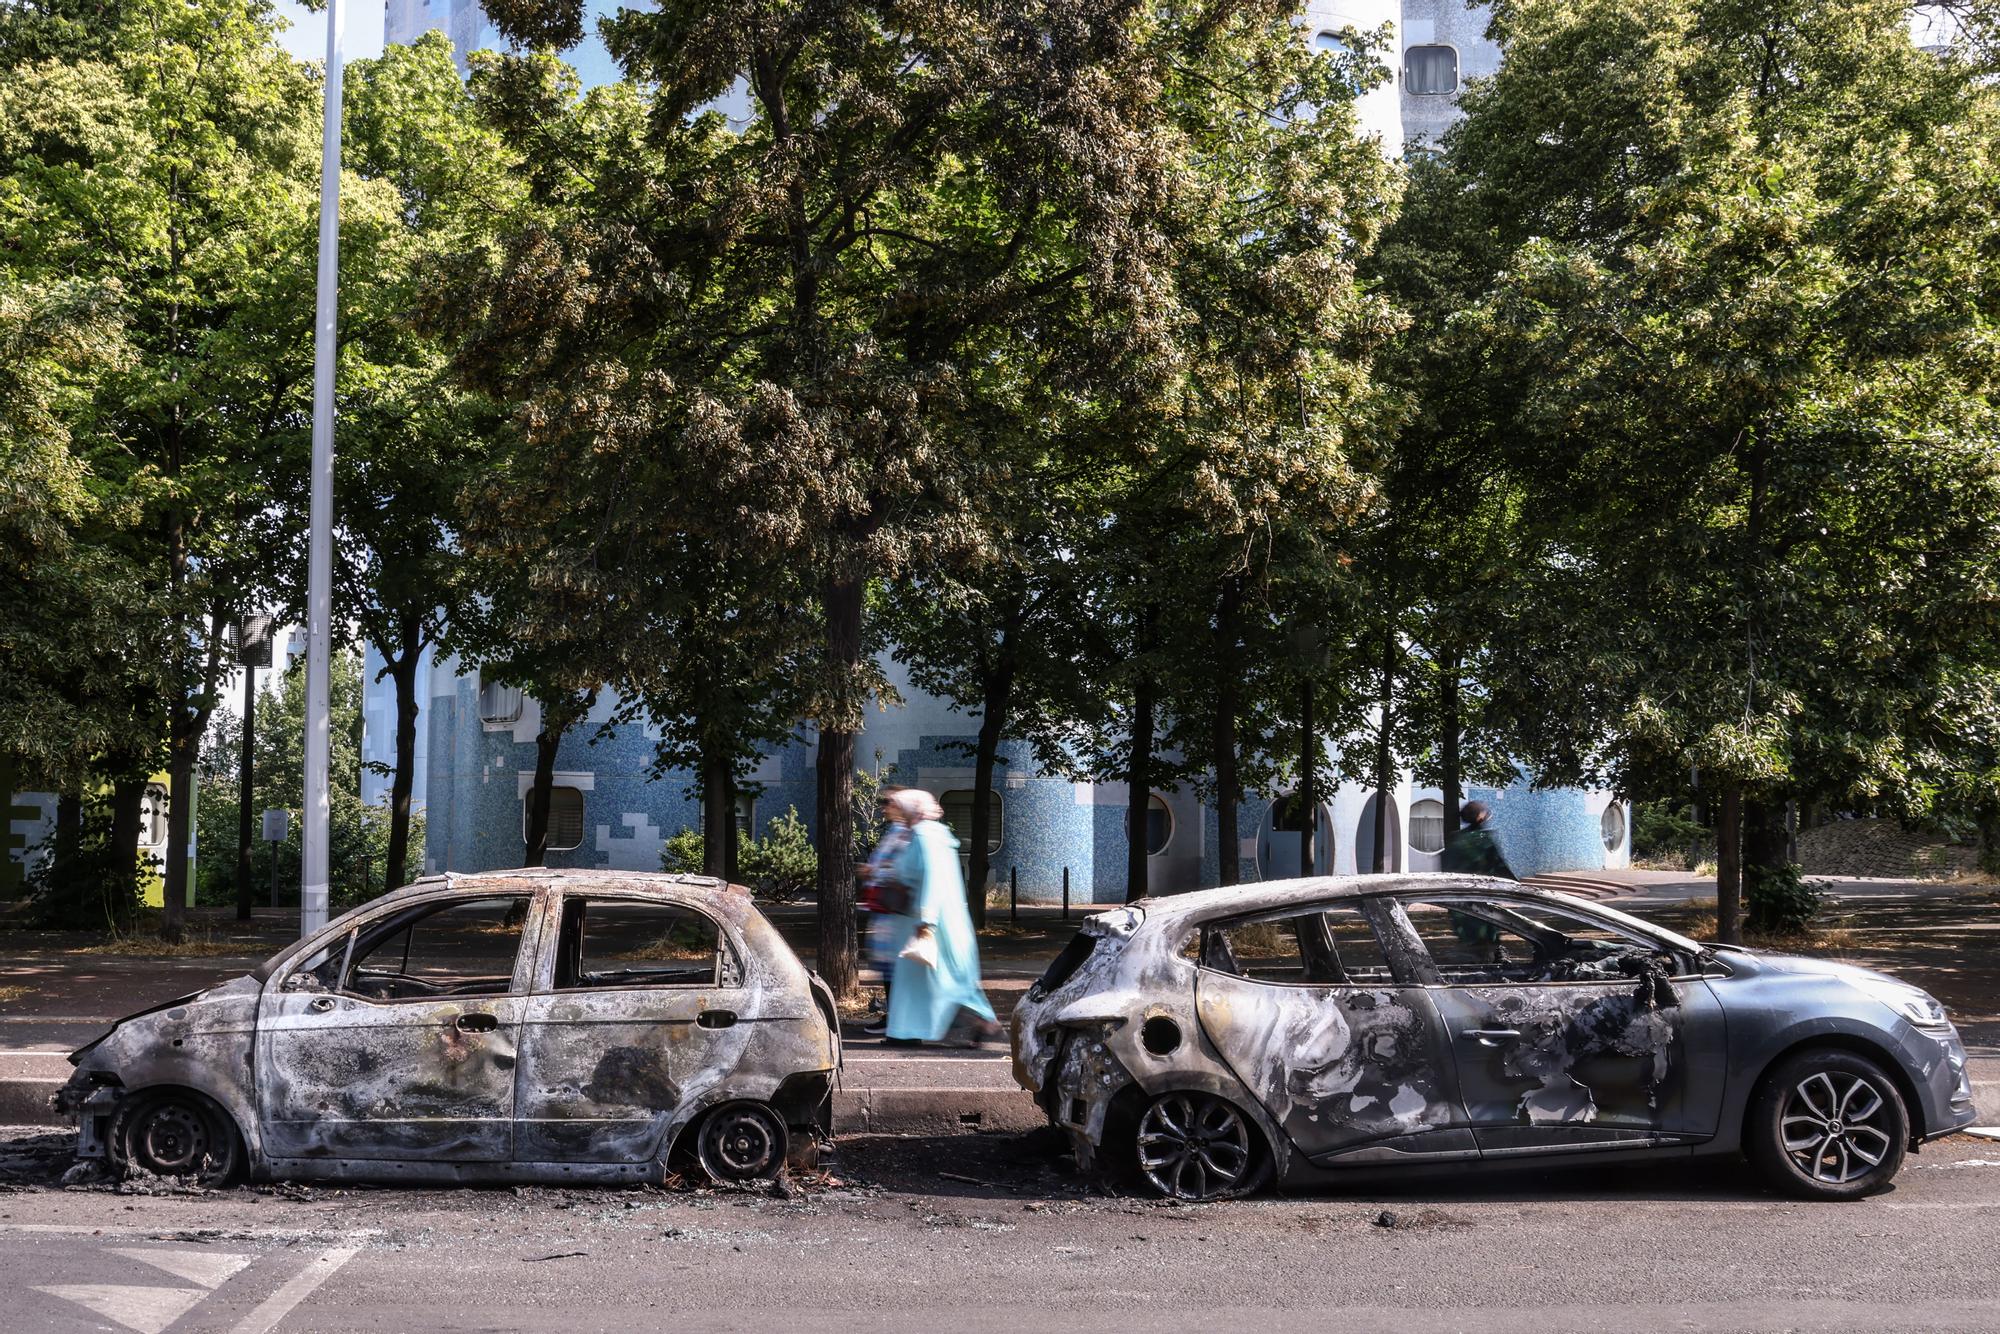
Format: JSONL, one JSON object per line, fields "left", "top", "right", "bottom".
{"left": 898, "top": 929, "right": 939, "bottom": 968}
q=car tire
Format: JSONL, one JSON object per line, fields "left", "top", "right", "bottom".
{"left": 694, "top": 1101, "right": 788, "bottom": 1184}
{"left": 108, "top": 1088, "right": 244, "bottom": 1187}
{"left": 1129, "top": 1091, "right": 1270, "bottom": 1201}
{"left": 1747, "top": 1048, "right": 1908, "bottom": 1200}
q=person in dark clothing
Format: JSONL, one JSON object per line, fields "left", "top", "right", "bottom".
{"left": 1441, "top": 800, "right": 1517, "bottom": 880}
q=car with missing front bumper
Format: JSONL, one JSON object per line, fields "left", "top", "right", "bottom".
{"left": 56, "top": 869, "right": 841, "bottom": 1186}
{"left": 1011, "top": 874, "right": 1976, "bottom": 1202}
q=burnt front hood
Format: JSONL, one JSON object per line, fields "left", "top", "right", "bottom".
{"left": 67, "top": 974, "right": 257, "bottom": 1065}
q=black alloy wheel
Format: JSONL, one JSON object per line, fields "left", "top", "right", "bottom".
{"left": 1132, "top": 1091, "right": 1267, "bottom": 1201}
{"left": 1748, "top": 1048, "right": 1908, "bottom": 1200}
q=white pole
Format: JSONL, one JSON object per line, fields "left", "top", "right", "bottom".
{"left": 302, "top": 0, "right": 345, "bottom": 937}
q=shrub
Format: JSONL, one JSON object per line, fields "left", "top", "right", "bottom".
{"left": 1633, "top": 800, "right": 1711, "bottom": 867}
{"left": 660, "top": 827, "right": 705, "bottom": 875}
{"left": 739, "top": 807, "right": 817, "bottom": 899}
{"left": 1745, "top": 862, "right": 1827, "bottom": 935}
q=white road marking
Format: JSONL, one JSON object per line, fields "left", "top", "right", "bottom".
{"left": 34, "top": 1282, "right": 207, "bottom": 1334}
{"left": 109, "top": 1246, "right": 253, "bottom": 1289}
{"left": 228, "top": 1245, "right": 361, "bottom": 1334}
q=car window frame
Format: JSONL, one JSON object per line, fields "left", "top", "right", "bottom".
{"left": 1190, "top": 900, "right": 1401, "bottom": 989}
{"left": 1383, "top": 892, "right": 1698, "bottom": 987}
{"left": 539, "top": 890, "right": 743, "bottom": 995}
{"left": 279, "top": 890, "right": 542, "bottom": 1005}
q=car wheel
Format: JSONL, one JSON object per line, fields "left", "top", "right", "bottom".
{"left": 109, "top": 1089, "right": 243, "bottom": 1187}
{"left": 695, "top": 1101, "right": 788, "bottom": 1184}
{"left": 1132, "top": 1091, "right": 1267, "bottom": 1201}
{"left": 1748, "top": 1049, "right": 1907, "bottom": 1200}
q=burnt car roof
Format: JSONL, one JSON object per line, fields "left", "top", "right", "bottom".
{"left": 1123, "top": 872, "right": 1700, "bottom": 952}
{"left": 379, "top": 867, "right": 752, "bottom": 904}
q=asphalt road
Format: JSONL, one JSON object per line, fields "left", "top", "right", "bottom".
{"left": 2, "top": 1127, "right": 1998, "bottom": 1333}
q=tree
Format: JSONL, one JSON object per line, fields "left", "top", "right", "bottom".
{"left": 443, "top": 0, "right": 1401, "bottom": 985}
{"left": 0, "top": 0, "right": 331, "bottom": 938}
{"left": 337, "top": 33, "right": 521, "bottom": 889}
{"left": 1449, "top": 0, "right": 2000, "bottom": 938}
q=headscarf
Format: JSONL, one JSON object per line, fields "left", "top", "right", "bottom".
{"left": 886, "top": 787, "right": 943, "bottom": 825}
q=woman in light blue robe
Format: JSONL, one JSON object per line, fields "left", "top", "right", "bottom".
{"left": 884, "top": 798, "right": 999, "bottom": 1045}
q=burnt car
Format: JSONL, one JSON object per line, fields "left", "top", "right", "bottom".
{"left": 57, "top": 870, "right": 841, "bottom": 1186}
{"left": 1012, "top": 874, "right": 1977, "bottom": 1202}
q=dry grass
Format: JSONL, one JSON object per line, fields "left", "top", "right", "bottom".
{"left": 608, "top": 938, "right": 713, "bottom": 962}
{"left": 0, "top": 984, "right": 31, "bottom": 1005}
{"left": 67, "top": 931, "right": 263, "bottom": 959}
{"left": 1678, "top": 901, "right": 1861, "bottom": 952}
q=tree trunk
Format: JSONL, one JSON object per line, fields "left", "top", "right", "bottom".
{"left": 1126, "top": 664, "right": 1156, "bottom": 903}
{"left": 723, "top": 769, "right": 741, "bottom": 882}
{"left": 701, "top": 748, "right": 731, "bottom": 880}
{"left": 967, "top": 646, "right": 1014, "bottom": 930}
{"left": 1299, "top": 678, "right": 1317, "bottom": 877}
{"left": 382, "top": 616, "right": 424, "bottom": 892}
{"left": 1372, "top": 629, "right": 1395, "bottom": 873}
{"left": 54, "top": 791, "right": 82, "bottom": 891}
{"left": 1742, "top": 795, "right": 1790, "bottom": 927}
{"left": 161, "top": 723, "right": 197, "bottom": 941}
{"left": 1212, "top": 579, "right": 1242, "bottom": 887}
{"left": 108, "top": 776, "right": 145, "bottom": 933}
{"left": 815, "top": 576, "right": 863, "bottom": 996}
{"left": 1715, "top": 787, "right": 1743, "bottom": 944}
{"left": 522, "top": 717, "right": 562, "bottom": 868}
{"left": 235, "top": 662, "right": 256, "bottom": 919}
{"left": 1440, "top": 649, "right": 1463, "bottom": 837}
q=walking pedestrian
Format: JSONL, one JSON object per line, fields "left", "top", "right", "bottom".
{"left": 858, "top": 789, "right": 915, "bottom": 1037}
{"left": 882, "top": 788, "right": 1002, "bottom": 1048}
{"left": 1440, "top": 800, "right": 1518, "bottom": 880}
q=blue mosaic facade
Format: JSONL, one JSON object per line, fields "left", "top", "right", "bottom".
{"left": 379, "top": 653, "right": 1629, "bottom": 905}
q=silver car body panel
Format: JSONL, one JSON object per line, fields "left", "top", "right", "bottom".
{"left": 1010, "top": 873, "right": 1977, "bottom": 1185}
{"left": 58, "top": 870, "right": 840, "bottom": 1184}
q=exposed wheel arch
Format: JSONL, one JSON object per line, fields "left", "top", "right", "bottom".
{"left": 108, "top": 1085, "right": 246, "bottom": 1186}
{"left": 1744, "top": 1034, "right": 1926, "bottom": 1150}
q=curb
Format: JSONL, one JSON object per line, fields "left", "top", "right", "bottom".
{"left": 5, "top": 1073, "right": 1992, "bottom": 1140}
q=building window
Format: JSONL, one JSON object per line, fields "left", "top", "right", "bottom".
{"left": 1410, "top": 799, "right": 1446, "bottom": 855}
{"left": 1405, "top": 45, "right": 1458, "bottom": 95}
{"left": 1600, "top": 802, "right": 1627, "bottom": 852}
{"left": 940, "top": 789, "right": 1003, "bottom": 855}
{"left": 478, "top": 678, "right": 522, "bottom": 725}
{"left": 1128, "top": 794, "right": 1173, "bottom": 857}
{"left": 1314, "top": 30, "right": 1347, "bottom": 55}
{"left": 526, "top": 785, "right": 585, "bottom": 852}
{"left": 733, "top": 793, "right": 756, "bottom": 838}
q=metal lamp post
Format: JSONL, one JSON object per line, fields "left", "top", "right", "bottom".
{"left": 302, "top": 0, "right": 345, "bottom": 937}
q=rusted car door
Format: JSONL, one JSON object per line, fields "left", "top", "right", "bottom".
{"left": 1192, "top": 901, "right": 1469, "bottom": 1163}
{"left": 1386, "top": 893, "right": 1726, "bottom": 1153}
{"left": 254, "top": 891, "right": 540, "bottom": 1163}
{"left": 511, "top": 893, "right": 754, "bottom": 1164}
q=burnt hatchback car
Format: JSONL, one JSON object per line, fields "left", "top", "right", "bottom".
{"left": 57, "top": 870, "right": 841, "bottom": 1186}
{"left": 1013, "top": 874, "right": 1976, "bottom": 1202}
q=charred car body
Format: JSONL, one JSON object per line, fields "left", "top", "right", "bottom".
{"left": 1013, "top": 875, "right": 1976, "bottom": 1201}
{"left": 57, "top": 870, "right": 841, "bottom": 1186}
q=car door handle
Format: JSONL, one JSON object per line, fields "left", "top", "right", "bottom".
{"left": 307, "top": 996, "right": 336, "bottom": 1014}
{"left": 455, "top": 1012, "right": 499, "bottom": 1033}
{"left": 1462, "top": 1028, "right": 1521, "bottom": 1043}
{"left": 697, "top": 1010, "right": 737, "bottom": 1030}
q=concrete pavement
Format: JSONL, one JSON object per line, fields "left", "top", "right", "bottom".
{"left": 1, "top": 1124, "right": 1998, "bottom": 1332}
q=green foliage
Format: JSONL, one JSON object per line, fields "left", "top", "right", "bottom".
{"left": 1745, "top": 864, "right": 1828, "bottom": 937}
{"left": 1631, "top": 801, "right": 1712, "bottom": 866}
{"left": 659, "top": 828, "right": 704, "bottom": 876}
{"left": 662, "top": 807, "right": 817, "bottom": 901}
{"left": 738, "top": 808, "right": 817, "bottom": 902}
{"left": 193, "top": 650, "right": 409, "bottom": 911}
